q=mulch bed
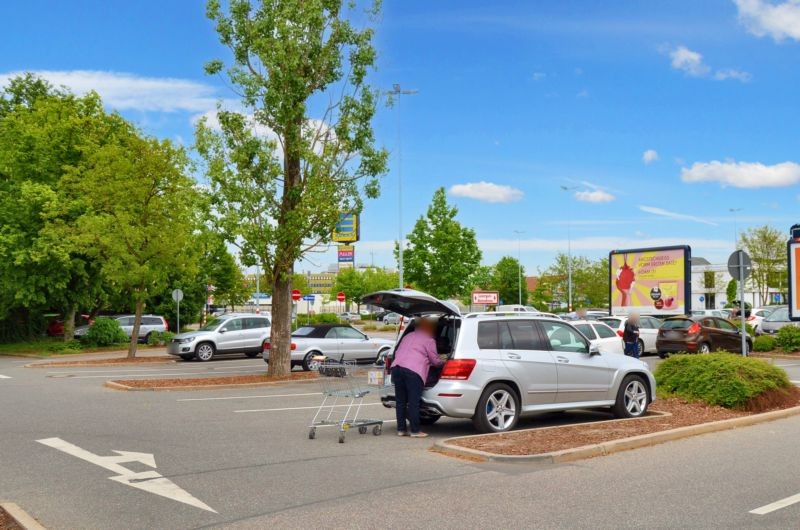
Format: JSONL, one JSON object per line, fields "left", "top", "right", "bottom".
{"left": 30, "top": 356, "right": 175, "bottom": 368}
{"left": 0, "top": 507, "right": 21, "bottom": 530}
{"left": 112, "top": 371, "right": 318, "bottom": 388}
{"left": 450, "top": 391, "right": 800, "bottom": 457}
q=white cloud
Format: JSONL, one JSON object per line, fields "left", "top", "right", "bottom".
{"left": 532, "top": 72, "right": 547, "bottom": 81}
{"left": 449, "top": 181, "right": 524, "bottom": 203}
{"left": 681, "top": 160, "right": 800, "bottom": 188}
{"left": 666, "top": 46, "right": 750, "bottom": 82}
{"left": 642, "top": 149, "right": 659, "bottom": 164}
{"left": 576, "top": 89, "right": 589, "bottom": 98}
{"left": 639, "top": 205, "right": 718, "bottom": 226}
{"left": 0, "top": 70, "right": 232, "bottom": 112}
{"left": 735, "top": 0, "right": 800, "bottom": 42}
{"left": 575, "top": 190, "right": 615, "bottom": 203}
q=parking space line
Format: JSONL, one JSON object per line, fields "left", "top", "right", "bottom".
{"left": 46, "top": 362, "right": 263, "bottom": 375}
{"left": 235, "top": 402, "right": 383, "bottom": 413}
{"left": 58, "top": 369, "right": 265, "bottom": 379}
{"left": 178, "top": 392, "right": 322, "bottom": 402}
{"left": 750, "top": 492, "right": 800, "bottom": 515}
{"left": 0, "top": 374, "right": 10, "bottom": 379}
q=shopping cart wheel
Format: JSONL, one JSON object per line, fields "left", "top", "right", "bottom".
{"left": 373, "top": 425, "right": 382, "bottom": 436}
{"left": 338, "top": 432, "right": 346, "bottom": 443}
{"left": 358, "top": 426, "right": 367, "bottom": 435}
{"left": 308, "top": 428, "right": 316, "bottom": 440}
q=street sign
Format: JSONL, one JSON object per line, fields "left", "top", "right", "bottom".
{"left": 699, "top": 295, "right": 705, "bottom": 303}
{"left": 727, "top": 250, "right": 752, "bottom": 280}
{"left": 302, "top": 295, "right": 315, "bottom": 302}
{"left": 774, "top": 293, "right": 782, "bottom": 304}
{"left": 332, "top": 213, "right": 360, "bottom": 243}
{"left": 337, "top": 244, "right": 355, "bottom": 263}
{"left": 471, "top": 291, "right": 499, "bottom": 305}
{"left": 336, "top": 291, "right": 346, "bottom": 302}
{"left": 291, "top": 289, "right": 302, "bottom": 301}
{"left": 171, "top": 289, "right": 184, "bottom": 302}
{"left": 37, "top": 437, "right": 215, "bottom": 513}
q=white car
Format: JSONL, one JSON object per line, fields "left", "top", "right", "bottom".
{"left": 338, "top": 312, "right": 360, "bottom": 322}
{"left": 598, "top": 315, "right": 662, "bottom": 355}
{"left": 749, "top": 307, "right": 775, "bottom": 334}
{"left": 382, "top": 312, "right": 402, "bottom": 325}
{"left": 572, "top": 320, "right": 624, "bottom": 355}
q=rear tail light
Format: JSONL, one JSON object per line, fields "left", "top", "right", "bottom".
{"left": 747, "top": 316, "right": 756, "bottom": 321}
{"left": 291, "top": 342, "right": 296, "bottom": 350}
{"left": 616, "top": 330, "right": 624, "bottom": 337}
{"left": 440, "top": 359, "right": 477, "bottom": 380}
{"left": 687, "top": 322, "right": 700, "bottom": 334}
{"left": 262, "top": 341, "right": 296, "bottom": 351}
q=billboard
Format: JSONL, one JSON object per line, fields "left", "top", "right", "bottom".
{"left": 332, "top": 213, "right": 359, "bottom": 243}
{"left": 609, "top": 246, "right": 691, "bottom": 316}
{"left": 472, "top": 291, "right": 499, "bottom": 305}
{"left": 789, "top": 233, "right": 800, "bottom": 321}
{"left": 337, "top": 245, "right": 354, "bottom": 263}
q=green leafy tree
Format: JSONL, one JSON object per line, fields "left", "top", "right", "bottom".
{"left": 65, "top": 129, "right": 201, "bottom": 357}
{"left": 533, "top": 254, "right": 609, "bottom": 309}
{"left": 492, "top": 257, "right": 527, "bottom": 306}
{"left": 332, "top": 268, "right": 366, "bottom": 310}
{"left": 460, "top": 265, "right": 495, "bottom": 306}
{"left": 197, "top": 0, "right": 388, "bottom": 375}
{"left": 362, "top": 267, "right": 399, "bottom": 294}
{"left": 401, "top": 188, "right": 482, "bottom": 299}
{"left": 740, "top": 226, "right": 785, "bottom": 305}
{"left": 726, "top": 278, "right": 738, "bottom": 306}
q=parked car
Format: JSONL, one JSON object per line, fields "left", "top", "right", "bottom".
{"left": 362, "top": 288, "right": 655, "bottom": 433}
{"left": 167, "top": 313, "right": 271, "bottom": 361}
{"left": 263, "top": 324, "right": 395, "bottom": 371}
{"left": 599, "top": 315, "right": 662, "bottom": 355}
{"left": 760, "top": 306, "right": 799, "bottom": 336}
{"left": 74, "top": 314, "right": 168, "bottom": 342}
{"left": 382, "top": 312, "right": 402, "bottom": 325}
{"left": 748, "top": 307, "right": 776, "bottom": 334}
{"left": 691, "top": 309, "right": 727, "bottom": 318}
{"left": 47, "top": 314, "right": 92, "bottom": 337}
{"left": 571, "top": 320, "right": 624, "bottom": 355}
{"left": 496, "top": 305, "right": 540, "bottom": 313}
{"left": 656, "top": 316, "right": 752, "bottom": 357}
{"left": 338, "top": 312, "right": 360, "bottom": 322}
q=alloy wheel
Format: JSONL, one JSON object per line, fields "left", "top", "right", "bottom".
{"left": 485, "top": 389, "right": 517, "bottom": 430}
{"left": 624, "top": 380, "right": 648, "bottom": 416}
{"left": 197, "top": 344, "right": 214, "bottom": 361}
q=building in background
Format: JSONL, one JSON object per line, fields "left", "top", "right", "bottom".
{"left": 306, "top": 272, "right": 336, "bottom": 295}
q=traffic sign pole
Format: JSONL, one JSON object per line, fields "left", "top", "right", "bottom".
{"left": 739, "top": 250, "right": 747, "bottom": 357}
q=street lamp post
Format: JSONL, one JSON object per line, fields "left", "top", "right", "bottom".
{"left": 514, "top": 230, "right": 525, "bottom": 305}
{"left": 560, "top": 186, "right": 578, "bottom": 311}
{"left": 729, "top": 208, "right": 743, "bottom": 249}
{"left": 386, "top": 84, "right": 418, "bottom": 289}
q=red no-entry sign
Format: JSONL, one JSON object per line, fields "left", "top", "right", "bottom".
{"left": 291, "top": 289, "right": 302, "bottom": 301}
{"left": 336, "top": 292, "right": 346, "bottom": 302}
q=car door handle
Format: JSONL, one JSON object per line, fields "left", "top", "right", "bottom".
{"left": 556, "top": 356, "right": 569, "bottom": 363}
{"left": 505, "top": 353, "right": 521, "bottom": 360}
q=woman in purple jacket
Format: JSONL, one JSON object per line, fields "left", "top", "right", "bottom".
{"left": 391, "top": 318, "right": 445, "bottom": 438}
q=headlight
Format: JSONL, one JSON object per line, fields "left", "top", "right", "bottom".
{"left": 174, "top": 337, "right": 196, "bottom": 344}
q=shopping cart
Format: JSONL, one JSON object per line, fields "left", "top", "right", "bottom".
{"left": 308, "top": 357, "right": 384, "bottom": 443}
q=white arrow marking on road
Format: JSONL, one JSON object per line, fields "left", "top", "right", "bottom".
{"left": 36, "top": 437, "right": 216, "bottom": 513}
{"left": 0, "top": 374, "right": 11, "bottom": 379}
{"left": 750, "top": 493, "right": 800, "bottom": 515}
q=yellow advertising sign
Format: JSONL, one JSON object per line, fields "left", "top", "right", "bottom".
{"left": 332, "top": 213, "right": 359, "bottom": 243}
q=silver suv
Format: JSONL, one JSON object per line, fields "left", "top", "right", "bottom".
{"left": 363, "top": 289, "right": 656, "bottom": 433}
{"left": 74, "top": 314, "right": 168, "bottom": 343}
{"left": 167, "top": 313, "right": 271, "bottom": 361}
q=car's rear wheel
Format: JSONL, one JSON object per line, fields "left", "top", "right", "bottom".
{"left": 637, "top": 339, "right": 645, "bottom": 356}
{"left": 179, "top": 354, "right": 194, "bottom": 361}
{"left": 196, "top": 342, "right": 215, "bottom": 362}
{"left": 613, "top": 375, "right": 649, "bottom": 418}
{"left": 375, "top": 348, "right": 391, "bottom": 366}
{"left": 658, "top": 352, "right": 669, "bottom": 359}
{"left": 245, "top": 352, "right": 259, "bottom": 358}
{"left": 473, "top": 383, "right": 520, "bottom": 433}
{"left": 303, "top": 351, "right": 322, "bottom": 372}
{"left": 699, "top": 342, "right": 711, "bottom": 354}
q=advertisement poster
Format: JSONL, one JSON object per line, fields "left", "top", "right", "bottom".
{"left": 609, "top": 246, "right": 691, "bottom": 316}
{"left": 337, "top": 245, "right": 355, "bottom": 263}
{"left": 790, "top": 242, "right": 800, "bottom": 321}
{"left": 332, "top": 213, "right": 359, "bottom": 243}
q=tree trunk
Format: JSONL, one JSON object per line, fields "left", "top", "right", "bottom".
{"left": 127, "top": 299, "right": 145, "bottom": 359}
{"left": 267, "top": 270, "right": 293, "bottom": 376}
{"left": 63, "top": 304, "right": 77, "bottom": 341}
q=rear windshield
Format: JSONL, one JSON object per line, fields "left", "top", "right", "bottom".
{"left": 599, "top": 318, "right": 621, "bottom": 328}
{"left": 661, "top": 319, "right": 692, "bottom": 330}
{"left": 766, "top": 307, "right": 789, "bottom": 322}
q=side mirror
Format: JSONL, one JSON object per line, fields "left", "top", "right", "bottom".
{"left": 589, "top": 345, "right": 601, "bottom": 356}
{"left": 219, "top": 328, "right": 227, "bottom": 334}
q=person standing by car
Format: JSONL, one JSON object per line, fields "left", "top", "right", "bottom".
{"left": 623, "top": 312, "right": 641, "bottom": 358}
{"left": 391, "top": 318, "right": 445, "bottom": 438}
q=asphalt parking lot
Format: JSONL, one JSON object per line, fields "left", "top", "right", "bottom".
{"left": 4, "top": 354, "right": 800, "bottom": 529}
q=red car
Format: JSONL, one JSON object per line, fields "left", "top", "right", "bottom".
{"left": 47, "top": 315, "right": 92, "bottom": 337}
{"left": 656, "top": 316, "right": 752, "bottom": 357}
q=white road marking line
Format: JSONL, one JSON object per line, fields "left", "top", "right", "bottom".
{"left": 46, "top": 362, "right": 263, "bottom": 374}
{"left": 750, "top": 493, "right": 800, "bottom": 515}
{"left": 235, "top": 402, "right": 383, "bottom": 413}
{"left": 59, "top": 369, "right": 265, "bottom": 379}
{"left": 178, "top": 392, "right": 322, "bottom": 402}
{"left": 36, "top": 437, "right": 216, "bottom": 513}
{"left": 0, "top": 374, "right": 11, "bottom": 379}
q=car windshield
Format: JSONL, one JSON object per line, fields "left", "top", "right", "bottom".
{"left": 662, "top": 319, "right": 692, "bottom": 329}
{"left": 766, "top": 308, "right": 789, "bottom": 322}
{"left": 292, "top": 326, "right": 316, "bottom": 337}
{"left": 198, "top": 318, "right": 224, "bottom": 331}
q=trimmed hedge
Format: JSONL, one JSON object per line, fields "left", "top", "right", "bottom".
{"left": 83, "top": 317, "right": 128, "bottom": 346}
{"left": 655, "top": 353, "right": 790, "bottom": 409}
{"left": 753, "top": 335, "right": 777, "bottom": 353}
{"left": 776, "top": 326, "right": 800, "bottom": 353}
{"left": 147, "top": 331, "right": 175, "bottom": 346}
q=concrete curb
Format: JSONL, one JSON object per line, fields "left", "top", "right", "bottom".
{"left": 104, "top": 376, "right": 320, "bottom": 392}
{"left": 25, "top": 358, "right": 175, "bottom": 369}
{"left": 434, "top": 405, "right": 800, "bottom": 463}
{"left": 1, "top": 502, "right": 46, "bottom": 530}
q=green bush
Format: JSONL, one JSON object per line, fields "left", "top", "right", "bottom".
{"left": 46, "top": 339, "right": 83, "bottom": 353}
{"left": 147, "top": 331, "right": 175, "bottom": 346}
{"left": 776, "top": 326, "right": 800, "bottom": 352}
{"left": 655, "top": 353, "right": 790, "bottom": 409}
{"left": 83, "top": 317, "right": 128, "bottom": 347}
{"left": 306, "top": 313, "right": 339, "bottom": 325}
{"left": 753, "top": 335, "right": 777, "bottom": 353}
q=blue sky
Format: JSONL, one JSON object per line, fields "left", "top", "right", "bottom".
{"left": 2, "top": 0, "right": 800, "bottom": 274}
